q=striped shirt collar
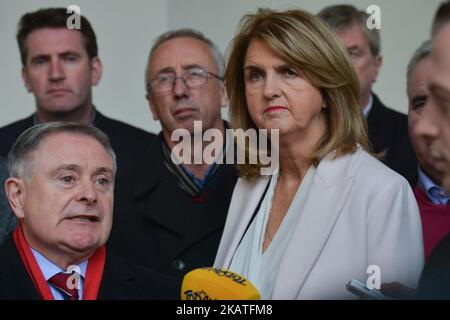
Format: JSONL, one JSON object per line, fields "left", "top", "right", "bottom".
{"left": 160, "top": 122, "right": 229, "bottom": 198}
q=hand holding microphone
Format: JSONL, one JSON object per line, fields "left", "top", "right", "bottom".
{"left": 181, "top": 267, "right": 260, "bottom": 300}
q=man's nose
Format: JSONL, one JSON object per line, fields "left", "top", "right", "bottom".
{"left": 173, "top": 76, "right": 189, "bottom": 99}
{"left": 48, "top": 58, "right": 65, "bottom": 82}
{"left": 76, "top": 180, "right": 98, "bottom": 205}
{"left": 415, "top": 100, "right": 440, "bottom": 140}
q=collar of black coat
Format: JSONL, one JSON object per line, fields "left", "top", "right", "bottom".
{"left": 128, "top": 122, "right": 236, "bottom": 238}
{"left": 131, "top": 120, "right": 231, "bottom": 200}
{"left": 160, "top": 133, "right": 226, "bottom": 198}
{"left": 33, "top": 107, "right": 97, "bottom": 126}
{"left": 128, "top": 134, "right": 197, "bottom": 236}
{"left": 29, "top": 108, "right": 112, "bottom": 127}
{"left": 366, "top": 92, "right": 388, "bottom": 123}
{"left": 0, "top": 235, "right": 41, "bottom": 299}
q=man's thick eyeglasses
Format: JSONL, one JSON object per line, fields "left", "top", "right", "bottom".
{"left": 148, "top": 68, "right": 223, "bottom": 93}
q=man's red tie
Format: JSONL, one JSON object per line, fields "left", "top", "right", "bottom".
{"left": 48, "top": 272, "right": 80, "bottom": 300}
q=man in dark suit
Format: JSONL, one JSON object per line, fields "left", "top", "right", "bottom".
{"left": 0, "top": 122, "right": 177, "bottom": 299}
{"left": 378, "top": 2, "right": 450, "bottom": 300}
{"left": 405, "top": 39, "right": 450, "bottom": 262}
{"left": 415, "top": 2, "right": 450, "bottom": 298}
{"left": 108, "top": 29, "right": 238, "bottom": 281}
{"left": 0, "top": 8, "right": 155, "bottom": 240}
{"left": 417, "top": 1, "right": 450, "bottom": 195}
{"left": 318, "top": 4, "right": 417, "bottom": 185}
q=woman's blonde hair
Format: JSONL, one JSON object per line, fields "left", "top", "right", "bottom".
{"left": 225, "top": 8, "right": 369, "bottom": 179}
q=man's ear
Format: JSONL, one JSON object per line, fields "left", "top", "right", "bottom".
{"left": 22, "top": 67, "right": 33, "bottom": 93}
{"left": 146, "top": 92, "right": 159, "bottom": 121}
{"left": 372, "top": 54, "right": 383, "bottom": 83}
{"left": 90, "top": 57, "right": 103, "bottom": 86}
{"left": 220, "top": 81, "right": 229, "bottom": 108}
{"left": 5, "top": 178, "right": 26, "bottom": 219}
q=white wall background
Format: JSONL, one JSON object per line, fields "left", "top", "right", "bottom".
{"left": 0, "top": 0, "right": 442, "bottom": 133}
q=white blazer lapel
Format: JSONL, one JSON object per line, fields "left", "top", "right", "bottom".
{"left": 215, "top": 176, "right": 271, "bottom": 268}
{"left": 272, "top": 152, "right": 357, "bottom": 299}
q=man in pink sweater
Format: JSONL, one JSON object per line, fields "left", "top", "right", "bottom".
{"left": 407, "top": 39, "right": 450, "bottom": 261}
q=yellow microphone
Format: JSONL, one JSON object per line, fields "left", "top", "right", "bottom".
{"left": 181, "top": 267, "right": 260, "bottom": 300}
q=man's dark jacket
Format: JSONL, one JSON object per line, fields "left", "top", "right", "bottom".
{"left": 0, "top": 235, "right": 179, "bottom": 299}
{"left": 108, "top": 134, "right": 238, "bottom": 281}
{"left": 0, "top": 157, "right": 15, "bottom": 245}
{"left": 367, "top": 94, "right": 417, "bottom": 186}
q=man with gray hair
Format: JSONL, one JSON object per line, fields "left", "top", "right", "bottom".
{"left": 318, "top": 4, "right": 417, "bottom": 186}
{"left": 413, "top": 0, "right": 450, "bottom": 299}
{"left": 108, "top": 29, "right": 238, "bottom": 281}
{"left": 0, "top": 122, "right": 177, "bottom": 299}
{"left": 382, "top": 2, "right": 450, "bottom": 299}
{"left": 416, "top": 1, "right": 450, "bottom": 194}
{"left": 405, "top": 40, "right": 450, "bottom": 262}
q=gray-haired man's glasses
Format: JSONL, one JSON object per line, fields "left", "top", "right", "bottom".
{"left": 148, "top": 68, "right": 223, "bottom": 94}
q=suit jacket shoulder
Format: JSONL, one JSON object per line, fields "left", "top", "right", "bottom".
{"left": 0, "top": 115, "right": 34, "bottom": 158}
{"left": 0, "top": 235, "right": 179, "bottom": 300}
{"left": 0, "top": 236, "right": 41, "bottom": 299}
{"left": 0, "top": 112, "right": 156, "bottom": 158}
{"left": 93, "top": 111, "right": 156, "bottom": 155}
{"left": 94, "top": 111, "right": 154, "bottom": 140}
{"left": 367, "top": 94, "right": 417, "bottom": 185}
{"left": 418, "top": 233, "right": 450, "bottom": 299}
{"left": 0, "top": 157, "right": 16, "bottom": 246}
{"left": 99, "top": 249, "right": 180, "bottom": 300}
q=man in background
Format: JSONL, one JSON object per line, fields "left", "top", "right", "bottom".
{"left": 406, "top": 40, "right": 450, "bottom": 261}
{"left": 0, "top": 157, "right": 16, "bottom": 245}
{"left": 415, "top": 0, "right": 450, "bottom": 299}
{"left": 382, "top": 2, "right": 450, "bottom": 299}
{"left": 318, "top": 4, "right": 417, "bottom": 185}
{"left": 108, "top": 29, "right": 237, "bottom": 281}
{"left": 0, "top": 8, "right": 155, "bottom": 240}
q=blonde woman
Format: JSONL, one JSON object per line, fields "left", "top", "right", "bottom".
{"left": 214, "top": 8, "right": 424, "bottom": 299}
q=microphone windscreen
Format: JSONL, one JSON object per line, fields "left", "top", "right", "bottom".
{"left": 181, "top": 267, "right": 260, "bottom": 300}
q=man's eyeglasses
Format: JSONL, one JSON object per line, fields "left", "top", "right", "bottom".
{"left": 148, "top": 68, "right": 223, "bottom": 94}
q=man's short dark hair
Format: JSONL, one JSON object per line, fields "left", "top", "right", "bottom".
{"left": 17, "top": 7, "right": 98, "bottom": 66}
{"left": 317, "top": 4, "right": 381, "bottom": 57}
{"left": 432, "top": 1, "right": 450, "bottom": 37}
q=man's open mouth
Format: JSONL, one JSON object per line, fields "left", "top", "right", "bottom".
{"left": 69, "top": 215, "right": 99, "bottom": 222}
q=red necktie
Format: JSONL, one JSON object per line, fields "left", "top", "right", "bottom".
{"left": 48, "top": 272, "right": 80, "bottom": 300}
